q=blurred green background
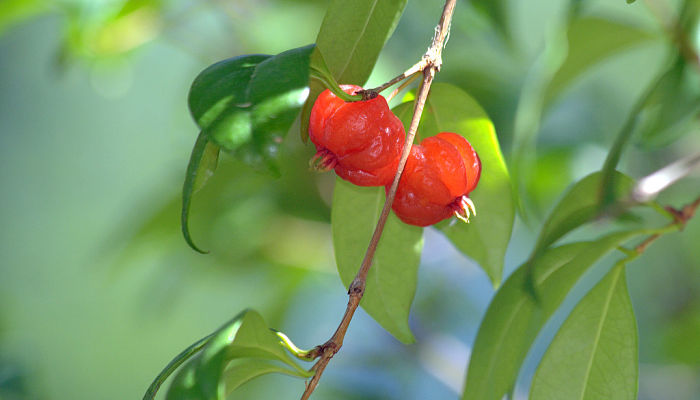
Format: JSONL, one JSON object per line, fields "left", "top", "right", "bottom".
{"left": 1, "top": 0, "right": 699, "bottom": 399}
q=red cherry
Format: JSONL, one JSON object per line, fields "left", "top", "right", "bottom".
{"left": 309, "top": 86, "right": 406, "bottom": 187}
{"left": 390, "top": 132, "right": 481, "bottom": 227}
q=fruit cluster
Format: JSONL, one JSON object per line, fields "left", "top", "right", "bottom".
{"left": 309, "top": 86, "right": 481, "bottom": 227}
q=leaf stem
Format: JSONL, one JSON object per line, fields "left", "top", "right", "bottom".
{"left": 387, "top": 72, "right": 421, "bottom": 102}
{"left": 361, "top": 61, "right": 426, "bottom": 98}
{"left": 299, "top": 1, "right": 457, "bottom": 399}
{"left": 619, "top": 194, "right": 700, "bottom": 261}
{"left": 310, "top": 66, "right": 362, "bottom": 102}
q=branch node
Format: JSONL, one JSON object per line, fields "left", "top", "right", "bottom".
{"left": 348, "top": 278, "right": 365, "bottom": 296}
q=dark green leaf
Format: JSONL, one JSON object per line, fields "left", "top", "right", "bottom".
{"left": 393, "top": 83, "right": 514, "bottom": 286}
{"left": 300, "top": 0, "right": 407, "bottom": 141}
{"left": 534, "top": 171, "right": 634, "bottom": 255}
{"left": 544, "top": 18, "right": 657, "bottom": 106}
{"left": 181, "top": 131, "right": 220, "bottom": 253}
{"left": 162, "top": 310, "right": 311, "bottom": 400}
{"left": 462, "top": 230, "right": 643, "bottom": 400}
{"left": 530, "top": 263, "right": 638, "bottom": 400}
{"left": 188, "top": 45, "right": 313, "bottom": 173}
{"left": 331, "top": 178, "right": 423, "bottom": 343}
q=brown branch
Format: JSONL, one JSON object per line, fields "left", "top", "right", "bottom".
{"left": 387, "top": 72, "right": 421, "bottom": 102}
{"left": 634, "top": 194, "right": 700, "bottom": 253}
{"left": 299, "top": 1, "right": 457, "bottom": 399}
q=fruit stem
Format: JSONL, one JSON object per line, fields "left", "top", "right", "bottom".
{"left": 310, "top": 65, "right": 362, "bottom": 102}
{"left": 387, "top": 72, "right": 421, "bottom": 102}
{"left": 360, "top": 61, "right": 425, "bottom": 98}
{"left": 300, "top": 1, "right": 457, "bottom": 399}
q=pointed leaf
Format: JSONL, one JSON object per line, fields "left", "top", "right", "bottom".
{"left": 331, "top": 179, "right": 423, "bottom": 343}
{"left": 181, "top": 131, "right": 220, "bottom": 253}
{"left": 462, "top": 230, "right": 644, "bottom": 400}
{"left": 393, "top": 83, "right": 513, "bottom": 286}
{"left": 300, "top": 0, "right": 407, "bottom": 141}
{"left": 534, "top": 171, "right": 634, "bottom": 255}
{"left": 530, "top": 263, "right": 638, "bottom": 400}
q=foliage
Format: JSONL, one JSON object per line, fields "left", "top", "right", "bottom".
{"left": 148, "top": 0, "right": 700, "bottom": 397}
{"left": 2, "top": 0, "right": 700, "bottom": 399}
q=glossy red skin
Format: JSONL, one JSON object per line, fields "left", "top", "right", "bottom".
{"left": 309, "top": 86, "right": 405, "bottom": 186}
{"left": 437, "top": 132, "right": 481, "bottom": 193}
{"left": 309, "top": 85, "right": 361, "bottom": 145}
{"left": 391, "top": 132, "right": 481, "bottom": 227}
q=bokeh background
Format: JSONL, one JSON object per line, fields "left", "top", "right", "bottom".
{"left": 1, "top": 0, "right": 699, "bottom": 399}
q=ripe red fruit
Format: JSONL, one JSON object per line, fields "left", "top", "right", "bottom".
{"left": 309, "top": 85, "right": 406, "bottom": 187}
{"left": 390, "top": 132, "right": 481, "bottom": 227}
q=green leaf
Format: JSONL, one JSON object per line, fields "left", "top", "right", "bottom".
{"left": 469, "top": 0, "right": 509, "bottom": 37}
{"left": 393, "top": 83, "right": 514, "bottom": 286}
{"left": 181, "top": 131, "right": 220, "bottom": 253}
{"left": 300, "top": 0, "right": 407, "bottom": 141}
{"left": 0, "top": 0, "right": 49, "bottom": 35}
{"left": 462, "top": 230, "right": 644, "bottom": 400}
{"left": 530, "top": 263, "right": 638, "bottom": 400}
{"left": 331, "top": 179, "right": 423, "bottom": 344}
{"left": 316, "top": 0, "right": 406, "bottom": 85}
{"left": 188, "top": 45, "right": 313, "bottom": 173}
{"left": 544, "top": 17, "right": 657, "bottom": 106}
{"left": 636, "top": 56, "right": 700, "bottom": 149}
{"left": 157, "top": 310, "right": 311, "bottom": 400}
{"left": 534, "top": 171, "right": 634, "bottom": 255}
{"left": 143, "top": 333, "right": 214, "bottom": 400}
{"left": 222, "top": 359, "right": 309, "bottom": 394}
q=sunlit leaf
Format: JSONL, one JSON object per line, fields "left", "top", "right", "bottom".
{"left": 530, "top": 263, "right": 638, "bottom": 400}
{"left": 300, "top": 0, "right": 408, "bottom": 141}
{"left": 534, "top": 171, "right": 634, "bottom": 255}
{"left": 544, "top": 17, "right": 657, "bottom": 106}
{"left": 188, "top": 45, "right": 313, "bottom": 173}
{"left": 158, "top": 310, "right": 311, "bottom": 400}
{"left": 331, "top": 179, "right": 423, "bottom": 344}
{"left": 462, "top": 230, "right": 644, "bottom": 400}
{"left": 181, "top": 131, "right": 220, "bottom": 253}
{"left": 393, "top": 83, "right": 514, "bottom": 286}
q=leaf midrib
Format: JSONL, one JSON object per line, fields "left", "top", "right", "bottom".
{"left": 578, "top": 266, "right": 622, "bottom": 400}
